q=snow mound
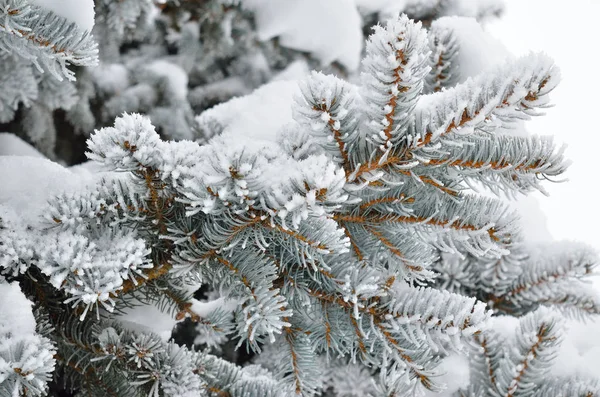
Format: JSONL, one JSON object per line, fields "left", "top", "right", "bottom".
{"left": 113, "top": 303, "right": 179, "bottom": 342}
{"left": 91, "top": 63, "right": 130, "bottom": 95}
{"left": 0, "top": 133, "right": 45, "bottom": 158}
{"left": 196, "top": 80, "right": 299, "bottom": 150}
{"left": 0, "top": 281, "right": 36, "bottom": 335}
{"left": 555, "top": 319, "right": 600, "bottom": 379}
{"left": 423, "top": 354, "right": 471, "bottom": 397}
{"left": 0, "top": 156, "right": 97, "bottom": 226}
{"left": 273, "top": 60, "right": 311, "bottom": 82}
{"left": 240, "top": 0, "right": 362, "bottom": 70}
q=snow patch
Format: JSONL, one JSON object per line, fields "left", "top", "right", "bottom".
{"left": 272, "top": 60, "right": 311, "bottom": 82}
{"left": 240, "top": 0, "right": 362, "bottom": 70}
{"left": 196, "top": 80, "right": 299, "bottom": 151}
{"left": 353, "top": 0, "right": 401, "bottom": 13}
{"left": 190, "top": 297, "right": 238, "bottom": 318}
{"left": 0, "top": 156, "right": 96, "bottom": 226}
{"left": 0, "top": 281, "right": 36, "bottom": 335}
{"left": 113, "top": 303, "right": 178, "bottom": 342}
{"left": 91, "top": 63, "right": 130, "bottom": 95}
{"left": 0, "top": 133, "right": 45, "bottom": 158}
{"left": 554, "top": 319, "right": 600, "bottom": 380}
{"left": 423, "top": 354, "right": 471, "bottom": 397}
{"left": 355, "top": 0, "right": 504, "bottom": 20}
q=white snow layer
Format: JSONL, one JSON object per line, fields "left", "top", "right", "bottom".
{"left": 0, "top": 133, "right": 45, "bottom": 158}
{"left": 0, "top": 281, "right": 37, "bottom": 335}
{"left": 272, "top": 60, "right": 311, "bottom": 82}
{"left": 196, "top": 80, "right": 299, "bottom": 151}
{"left": 90, "top": 63, "right": 130, "bottom": 95}
{"left": 29, "top": 0, "right": 95, "bottom": 32}
{"left": 423, "top": 354, "right": 471, "bottom": 397}
{"left": 190, "top": 297, "right": 239, "bottom": 318}
{"left": 239, "top": 0, "right": 363, "bottom": 70}
{"left": 0, "top": 156, "right": 97, "bottom": 226}
{"left": 555, "top": 319, "right": 600, "bottom": 379}
{"left": 238, "top": 1, "right": 503, "bottom": 71}
{"left": 113, "top": 303, "right": 179, "bottom": 342}
{"left": 0, "top": 155, "right": 184, "bottom": 341}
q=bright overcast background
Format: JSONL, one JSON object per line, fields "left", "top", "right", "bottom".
{"left": 487, "top": 0, "right": 600, "bottom": 253}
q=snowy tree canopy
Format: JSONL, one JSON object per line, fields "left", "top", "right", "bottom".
{"left": 1, "top": 3, "right": 599, "bottom": 397}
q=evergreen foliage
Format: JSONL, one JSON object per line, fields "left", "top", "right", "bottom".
{"left": 0, "top": 0, "right": 503, "bottom": 162}
{"left": 1, "top": 2, "right": 599, "bottom": 397}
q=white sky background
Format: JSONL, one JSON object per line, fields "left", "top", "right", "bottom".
{"left": 487, "top": 0, "right": 600, "bottom": 252}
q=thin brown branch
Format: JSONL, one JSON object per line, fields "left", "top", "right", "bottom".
{"left": 308, "top": 286, "right": 477, "bottom": 333}
{"left": 0, "top": 19, "right": 70, "bottom": 56}
{"left": 314, "top": 103, "right": 352, "bottom": 177}
{"left": 474, "top": 335, "right": 497, "bottom": 388}
{"left": 365, "top": 225, "right": 425, "bottom": 274}
{"left": 350, "top": 313, "right": 367, "bottom": 356}
{"left": 161, "top": 289, "right": 217, "bottom": 325}
{"left": 114, "top": 262, "right": 172, "bottom": 296}
{"left": 353, "top": 155, "right": 403, "bottom": 180}
{"left": 322, "top": 303, "right": 332, "bottom": 349}
{"left": 359, "top": 195, "right": 415, "bottom": 211}
{"left": 373, "top": 320, "right": 434, "bottom": 390}
{"left": 366, "top": 225, "right": 406, "bottom": 260}
{"left": 352, "top": 159, "right": 458, "bottom": 196}
{"left": 225, "top": 216, "right": 263, "bottom": 244}
{"left": 430, "top": 45, "right": 448, "bottom": 93}
{"left": 141, "top": 167, "right": 170, "bottom": 235}
{"left": 381, "top": 41, "right": 409, "bottom": 147}
{"left": 425, "top": 158, "right": 542, "bottom": 172}
{"left": 505, "top": 325, "right": 551, "bottom": 397}
{"left": 214, "top": 256, "right": 257, "bottom": 299}
{"left": 335, "top": 213, "right": 498, "bottom": 241}
{"left": 340, "top": 222, "right": 364, "bottom": 261}
{"left": 207, "top": 386, "right": 230, "bottom": 397}
{"left": 397, "top": 170, "right": 459, "bottom": 196}
{"left": 269, "top": 222, "right": 331, "bottom": 252}
{"left": 501, "top": 259, "right": 593, "bottom": 301}
{"left": 283, "top": 327, "right": 303, "bottom": 394}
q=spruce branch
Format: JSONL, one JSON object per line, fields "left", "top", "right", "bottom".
{"left": 424, "top": 19, "right": 460, "bottom": 93}
{"left": 530, "top": 377, "right": 600, "bottom": 397}
{"left": 496, "top": 309, "right": 564, "bottom": 397}
{"left": 361, "top": 14, "right": 430, "bottom": 152}
{"left": 415, "top": 134, "right": 568, "bottom": 194}
{"left": 349, "top": 52, "right": 562, "bottom": 188}
{"left": 0, "top": 0, "right": 98, "bottom": 81}
{"left": 294, "top": 72, "right": 359, "bottom": 177}
{"left": 493, "top": 242, "right": 600, "bottom": 318}
{"left": 410, "top": 53, "right": 559, "bottom": 149}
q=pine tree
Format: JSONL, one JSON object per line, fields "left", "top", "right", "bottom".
{"left": 2, "top": 11, "right": 599, "bottom": 397}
